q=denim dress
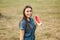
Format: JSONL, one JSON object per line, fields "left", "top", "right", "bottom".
{"left": 19, "top": 18, "right": 36, "bottom": 40}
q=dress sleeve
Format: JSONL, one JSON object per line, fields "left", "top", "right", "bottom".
{"left": 33, "top": 18, "right": 36, "bottom": 29}
{"left": 31, "top": 18, "right": 36, "bottom": 29}
{"left": 19, "top": 20, "right": 26, "bottom": 30}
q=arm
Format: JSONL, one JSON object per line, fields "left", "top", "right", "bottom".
{"left": 35, "top": 19, "right": 39, "bottom": 29}
{"left": 19, "top": 20, "right": 26, "bottom": 40}
{"left": 20, "top": 30, "right": 25, "bottom": 40}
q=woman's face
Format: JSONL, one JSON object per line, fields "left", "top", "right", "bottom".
{"left": 25, "top": 8, "right": 32, "bottom": 18}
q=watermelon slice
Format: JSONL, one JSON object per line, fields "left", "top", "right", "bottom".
{"left": 35, "top": 16, "right": 42, "bottom": 25}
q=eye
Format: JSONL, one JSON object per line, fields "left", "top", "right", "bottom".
{"left": 26, "top": 10, "right": 32, "bottom": 12}
{"left": 30, "top": 10, "right": 32, "bottom": 12}
{"left": 27, "top": 11, "right": 29, "bottom": 12}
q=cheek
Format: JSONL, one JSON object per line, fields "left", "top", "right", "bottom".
{"left": 25, "top": 11, "right": 28, "bottom": 16}
{"left": 30, "top": 12, "right": 32, "bottom": 16}
{"left": 31, "top": 13, "right": 32, "bottom": 16}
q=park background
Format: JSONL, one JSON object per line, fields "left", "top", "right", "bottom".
{"left": 0, "top": 0, "right": 60, "bottom": 40}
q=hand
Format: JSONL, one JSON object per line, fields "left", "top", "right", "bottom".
{"left": 35, "top": 19, "right": 42, "bottom": 26}
{"left": 35, "top": 20, "right": 42, "bottom": 26}
{"left": 34, "top": 16, "right": 42, "bottom": 26}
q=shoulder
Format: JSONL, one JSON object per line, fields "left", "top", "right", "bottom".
{"left": 30, "top": 17, "right": 34, "bottom": 21}
{"left": 19, "top": 19, "right": 26, "bottom": 30}
{"left": 19, "top": 19, "right": 26, "bottom": 25}
{"left": 30, "top": 17, "right": 35, "bottom": 24}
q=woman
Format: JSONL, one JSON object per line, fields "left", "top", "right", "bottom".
{"left": 19, "top": 5, "right": 38, "bottom": 40}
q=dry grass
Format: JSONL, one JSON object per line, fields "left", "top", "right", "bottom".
{"left": 0, "top": 0, "right": 60, "bottom": 40}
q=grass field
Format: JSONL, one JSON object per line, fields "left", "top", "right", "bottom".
{"left": 0, "top": 0, "right": 60, "bottom": 40}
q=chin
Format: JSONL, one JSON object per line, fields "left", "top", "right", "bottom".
{"left": 27, "top": 16, "right": 31, "bottom": 18}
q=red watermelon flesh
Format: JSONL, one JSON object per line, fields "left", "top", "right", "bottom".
{"left": 35, "top": 16, "right": 41, "bottom": 25}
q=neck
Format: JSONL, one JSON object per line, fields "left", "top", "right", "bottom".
{"left": 27, "top": 17, "right": 30, "bottom": 21}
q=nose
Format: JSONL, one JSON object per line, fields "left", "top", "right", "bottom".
{"left": 28, "top": 11, "right": 32, "bottom": 14}
{"left": 29, "top": 12, "right": 31, "bottom": 14}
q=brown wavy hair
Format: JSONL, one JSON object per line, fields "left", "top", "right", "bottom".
{"left": 23, "top": 5, "right": 32, "bottom": 30}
